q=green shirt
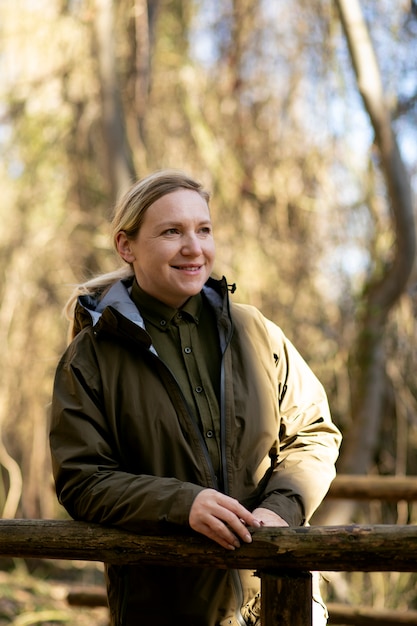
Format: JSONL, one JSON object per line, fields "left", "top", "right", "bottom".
{"left": 131, "top": 280, "right": 223, "bottom": 481}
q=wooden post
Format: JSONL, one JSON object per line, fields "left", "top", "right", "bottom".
{"left": 260, "top": 570, "right": 312, "bottom": 626}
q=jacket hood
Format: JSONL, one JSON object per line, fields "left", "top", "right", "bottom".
{"left": 73, "top": 275, "right": 233, "bottom": 339}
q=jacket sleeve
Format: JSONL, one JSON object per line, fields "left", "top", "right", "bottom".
{"left": 258, "top": 318, "right": 342, "bottom": 524}
{"left": 49, "top": 334, "right": 204, "bottom": 532}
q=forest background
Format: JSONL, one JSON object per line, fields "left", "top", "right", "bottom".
{"left": 0, "top": 0, "right": 417, "bottom": 619}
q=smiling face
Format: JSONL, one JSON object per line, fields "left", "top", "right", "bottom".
{"left": 116, "top": 189, "right": 215, "bottom": 308}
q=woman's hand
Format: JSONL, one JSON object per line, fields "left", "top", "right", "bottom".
{"left": 252, "top": 507, "right": 289, "bottom": 527}
{"left": 189, "top": 488, "right": 261, "bottom": 550}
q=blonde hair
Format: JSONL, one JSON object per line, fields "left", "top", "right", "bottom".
{"left": 64, "top": 170, "right": 210, "bottom": 333}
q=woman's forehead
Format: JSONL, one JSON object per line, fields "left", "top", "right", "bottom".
{"left": 144, "top": 189, "right": 211, "bottom": 222}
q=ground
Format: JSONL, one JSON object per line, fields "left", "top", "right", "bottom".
{"left": 0, "top": 560, "right": 109, "bottom": 626}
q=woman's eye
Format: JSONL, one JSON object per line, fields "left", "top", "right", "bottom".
{"left": 164, "top": 228, "right": 180, "bottom": 235}
{"left": 199, "top": 226, "right": 212, "bottom": 235}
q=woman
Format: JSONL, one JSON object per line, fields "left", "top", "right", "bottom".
{"left": 50, "top": 169, "right": 341, "bottom": 625}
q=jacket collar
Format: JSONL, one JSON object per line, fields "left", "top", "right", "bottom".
{"left": 74, "top": 275, "right": 234, "bottom": 340}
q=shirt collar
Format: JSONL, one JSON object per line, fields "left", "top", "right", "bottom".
{"left": 131, "top": 279, "right": 202, "bottom": 330}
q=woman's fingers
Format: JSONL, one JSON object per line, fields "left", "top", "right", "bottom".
{"left": 189, "top": 489, "right": 261, "bottom": 550}
{"left": 197, "top": 518, "right": 241, "bottom": 550}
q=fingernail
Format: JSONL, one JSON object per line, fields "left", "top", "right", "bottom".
{"left": 244, "top": 533, "right": 252, "bottom": 543}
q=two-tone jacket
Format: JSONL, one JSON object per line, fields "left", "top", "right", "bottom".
{"left": 50, "top": 276, "right": 341, "bottom": 626}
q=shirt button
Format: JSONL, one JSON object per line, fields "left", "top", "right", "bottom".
{"left": 195, "top": 386, "right": 203, "bottom": 393}
{"left": 184, "top": 347, "right": 192, "bottom": 354}
{"left": 160, "top": 320, "right": 167, "bottom": 326}
{"left": 206, "top": 430, "right": 214, "bottom": 438}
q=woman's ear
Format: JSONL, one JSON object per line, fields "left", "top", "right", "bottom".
{"left": 115, "top": 231, "right": 135, "bottom": 263}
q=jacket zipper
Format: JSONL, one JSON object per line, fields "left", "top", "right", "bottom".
{"left": 217, "top": 321, "right": 248, "bottom": 625}
{"left": 219, "top": 353, "right": 229, "bottom": 495}
{"left": 146, "top": 350, "right": 220, "bottom": 489}
{"left": 218, "top": 311, "right": 233, "bottom": 496}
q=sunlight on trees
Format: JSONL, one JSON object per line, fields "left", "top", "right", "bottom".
{"left": 0, "top": 0, "right": 416, "bottom": 612}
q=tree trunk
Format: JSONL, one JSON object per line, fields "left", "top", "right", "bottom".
{"left": 94, "top": 0, "right": 136, "bottom": 199}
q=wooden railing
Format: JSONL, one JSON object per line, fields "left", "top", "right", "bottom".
{"left": 1, "top": 475, "right": 416, "bottom": 624}
{"left": 328, "top": 474, "right": 417, "bottom": 502}
{"left": 1, "top": 517, "right": 417, "bottom": 625}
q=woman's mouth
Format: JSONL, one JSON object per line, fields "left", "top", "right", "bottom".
{"left": 172, "top": 265, "right": 202, "bottom": 272}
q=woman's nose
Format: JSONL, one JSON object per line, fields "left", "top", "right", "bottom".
{"left": 182, "top": 234, "right": 202, "bottom": 254}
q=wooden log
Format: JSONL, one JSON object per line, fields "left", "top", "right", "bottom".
{"left": 328, "top": 475, "right": 417, "bottom": 501}
{"left": 67, "top": 586, "right": 108, "bottom": 607}
{"left": 327, "top": 602, "right": 417, "bottom": 625}
{"left": 65, "top": 589, "right": 417, "bottom": 625}
{"left": 0, "top": 520, "right": 416, "bottom": 572}
{"left": 261, "top": 571, "right": 312, "bottom": 626}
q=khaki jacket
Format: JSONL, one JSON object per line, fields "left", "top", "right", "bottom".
{"left": 50, "top": 276, "right": 341, "bottom": 626}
